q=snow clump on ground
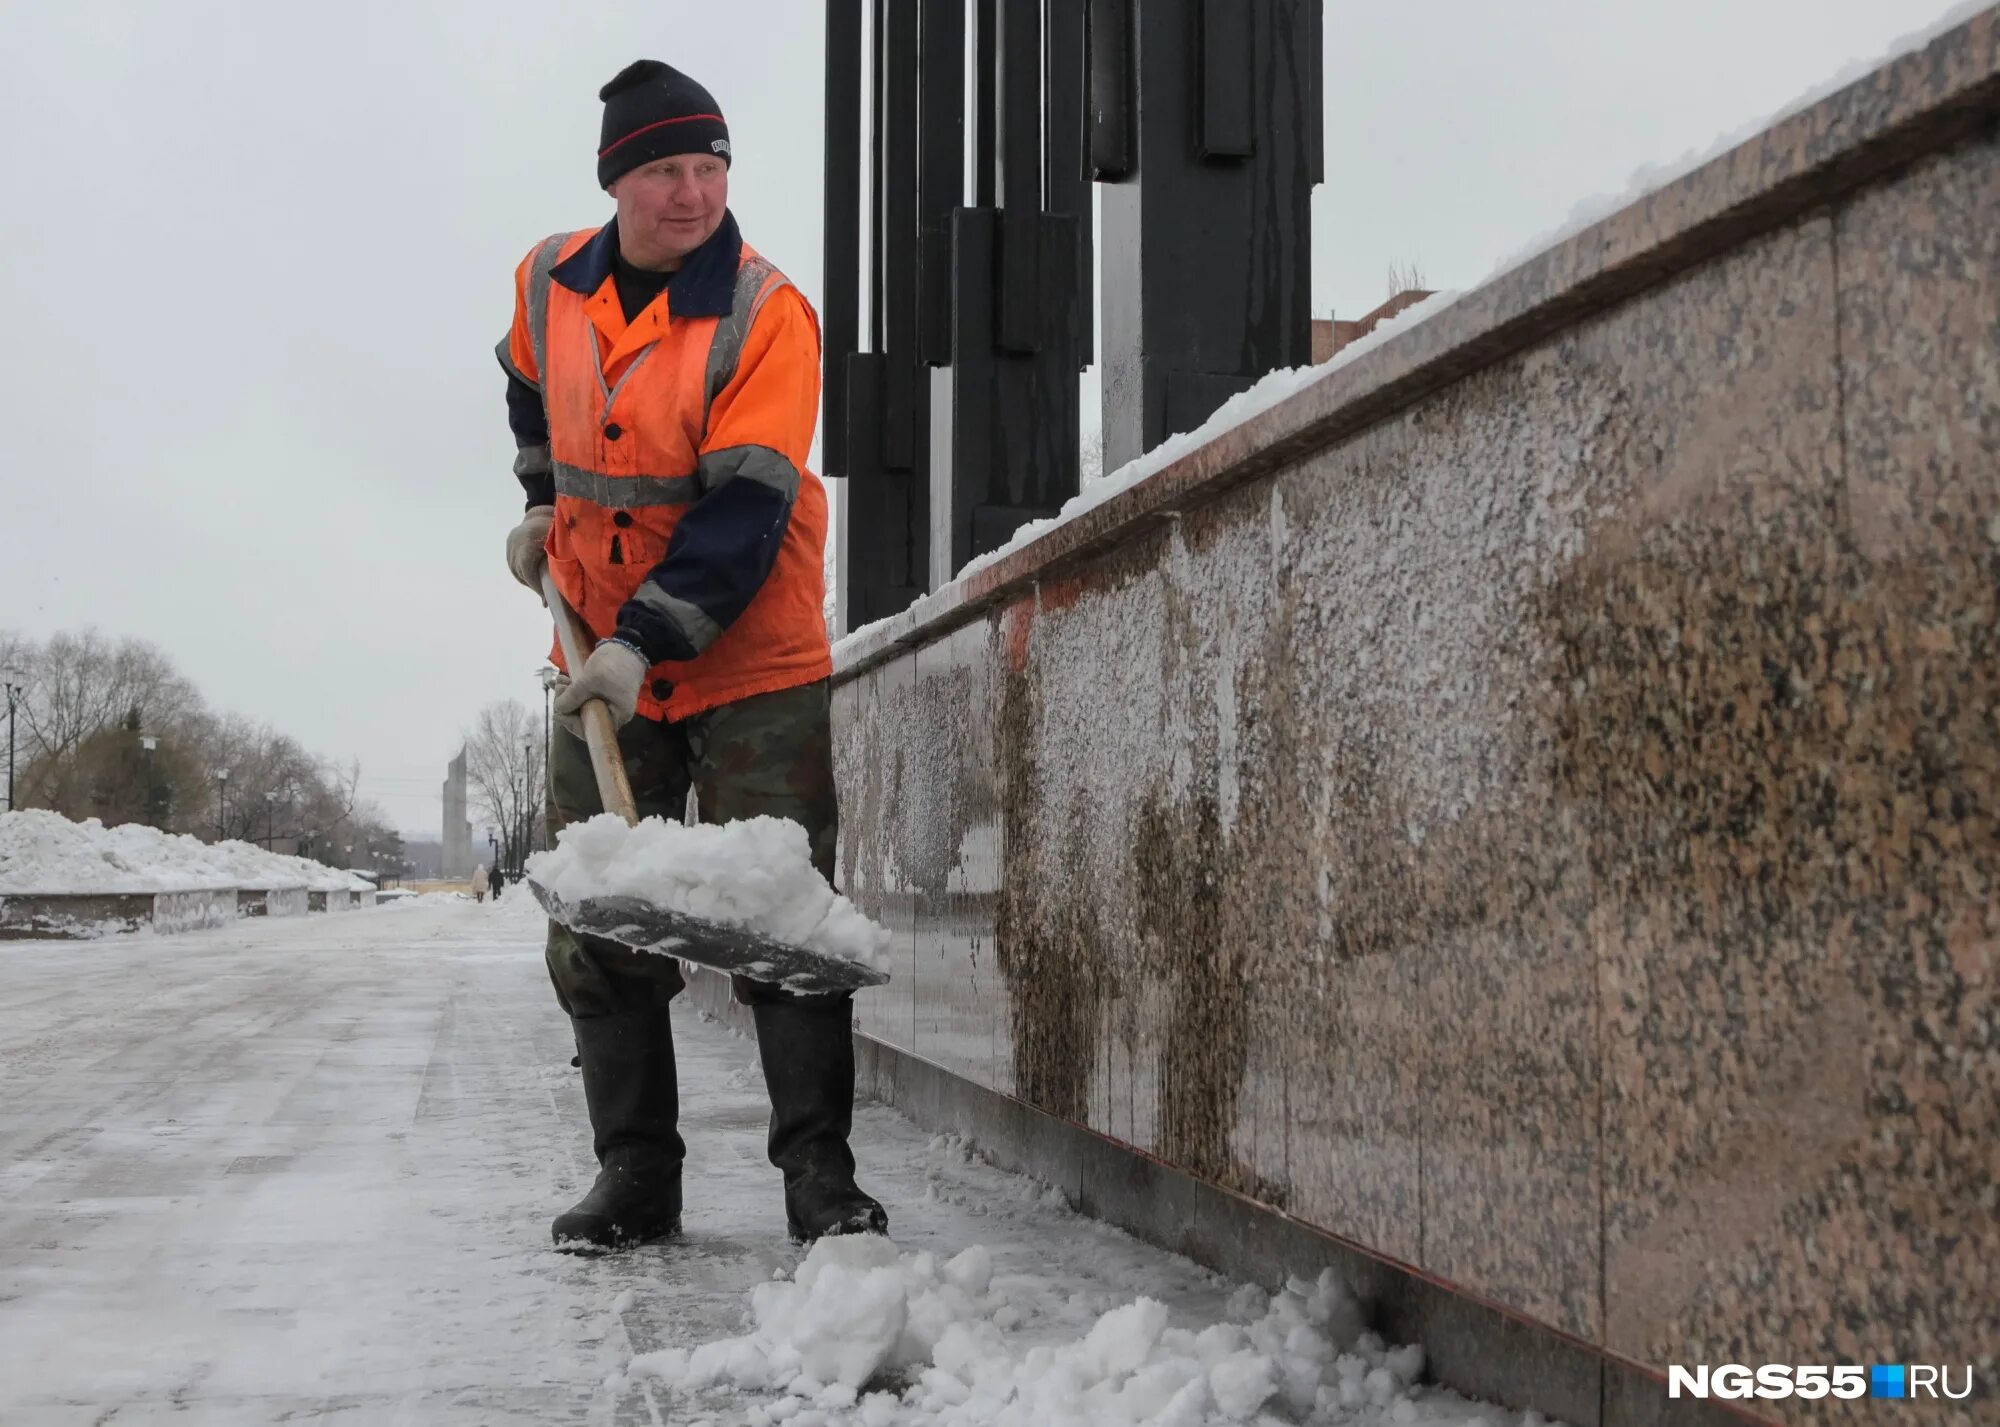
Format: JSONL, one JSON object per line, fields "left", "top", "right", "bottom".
{"left": 626, "top": 1232, "right": 1536, "bottom": 1427}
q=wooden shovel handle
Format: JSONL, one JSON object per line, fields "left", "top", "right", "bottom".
{"left": 540, "top": 568, "right": 640, "bottom": 827}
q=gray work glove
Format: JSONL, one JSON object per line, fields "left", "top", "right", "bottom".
{"left": 506, "top": 505, "right": 556, "bottom": 592}
{"left": 553, "top": 638, "right": 648, "bottom": 734}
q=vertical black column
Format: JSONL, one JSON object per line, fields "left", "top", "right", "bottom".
{"left": 821, "top": 0, "right": 861, "bottom": 478}
{"left": 917, "top": 1, "right": 964, "bottom": 368}
{"left": 880, "top": 0, "right": 921, "bottom": 474}
{"left": 831, "top": 0, "right": 1098, "bottom": 608}
{"left": 919, "top": 0, "right": 967, "bottom": 590}
{"left": 995, "top": 0, "right": 1041, "bottom": 356}
{"left": 1199, "top": 0, "right": 1253, "bottom": 158}
{"left": 1045, "top": 0, "right": 1092, "bottom": 367}
{"left": 973, "top": 0, "right": 998, "bottom": 209}
{"left": 1086, "top": 0, "right": 1134, "bottom": 180}
{"left": 947, "top": 207, "right": 1081, "bottom": 573}
{"left": 838, "top": 0, "right": 927, "bottom": 628}
{"left": 935, "top": 0, "right": 1083, "bottom": 583}
{"left": 1097, "top": 0, "right": 1321, "bottom": 474}
{"left": 868, "top": 0, "right": 886, "bottom": 354}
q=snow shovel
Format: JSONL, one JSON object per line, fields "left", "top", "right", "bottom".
{"left": 525, "top": 571, "right": 890, "bottom": 996}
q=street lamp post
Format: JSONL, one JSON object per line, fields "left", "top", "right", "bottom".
{"left": 521, "top": 739, "right": 534, "bottom": 872}
{"left": 139, "top": 735, "right": 159, "bottom": 828}
{"left": 216, "top": 769, "right": 230, "bottom": 841}
{"left": 537, "top": 666, "right": 557, "bottom": 843}
{"left": 265, "top": 791, "right": 279, "bottom": 851}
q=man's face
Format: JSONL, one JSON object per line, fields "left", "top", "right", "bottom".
{"left": 610, "top": 153, "right": 729, "bottom": 268}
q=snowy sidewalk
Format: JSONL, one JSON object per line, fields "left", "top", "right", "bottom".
{"left": 0, "top": 895, "right": 1529, "bottom": 1427}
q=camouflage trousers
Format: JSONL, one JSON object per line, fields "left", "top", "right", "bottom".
{"left": 543, "top": 678, "right": 841, "bottom": 1019}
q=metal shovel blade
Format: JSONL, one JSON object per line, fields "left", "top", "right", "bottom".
{"left": 527, "top": 878, "right": 891, "bottom": 996}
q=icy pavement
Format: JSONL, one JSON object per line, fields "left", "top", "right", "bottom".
{"left": 0, "top": 894, "right": 1546, "bottom": 1427}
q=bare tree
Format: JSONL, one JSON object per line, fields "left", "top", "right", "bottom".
{"left": 11, "top": 631, "right": 203, "bottom": 815}
{"left": 0, "top": 629, "right": 33, "bottom": 684}
{"left": 18, "top": 631, "right": 198, "bottom": 764}
{"left": 218, "top": 735, "right": 360, "bottom": 854}
{"left": 1080, "top": 428, "right": 1106, "bottom": 484}
{"left": 288, "top": 759, "right": 363, "bottom": 860}
{"left": 67, "top": 708, "right": 204, "bottom": 830}
{"left": 317, "top": 802, "right": 404, "bottom": 878}
{"left": 2, "top": 627, "right": 382, "bottom": 857}
{"left": 464, "top": 700, "right": 547, "bottom": 873}
{"left": 119, "top": 706, "right": 359, "bottom": 852}
{"left": 1385, "top": 260, "right": 1429, "bottom": 299}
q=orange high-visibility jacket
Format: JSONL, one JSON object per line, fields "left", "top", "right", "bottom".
{"left": 498, "top": 213, "right": 830, "bottom": 723}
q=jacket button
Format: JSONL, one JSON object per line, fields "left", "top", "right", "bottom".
{"left": 603, "top": 422, "right": 623, "bottom": 440}
{"left": 613, "top": 511, "right": 634, "bottom": 528}
{"left": 651, "top": 679, "right": 674, "bottom": 700}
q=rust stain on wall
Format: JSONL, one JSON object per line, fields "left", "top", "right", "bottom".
{"left": 1134, "top": 793, "right": 1254, "bottom": 1191}
{"left": 994, "top": 617, "right": 1105, "bottom": 1122}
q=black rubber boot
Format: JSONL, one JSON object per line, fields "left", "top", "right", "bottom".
{"left": 752, "top": 996, "right": 888, "bottom": 1243}
{"left": 552, "top": 1003, "right": 685, "bottom": 1251}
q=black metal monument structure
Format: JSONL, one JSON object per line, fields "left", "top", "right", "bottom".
{"left": 824, "top": 0, "right": 1322, "bottom": 628}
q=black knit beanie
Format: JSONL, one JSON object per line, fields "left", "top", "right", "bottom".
{"left": 597, "top": 60, "right": 731, "bottom": 189}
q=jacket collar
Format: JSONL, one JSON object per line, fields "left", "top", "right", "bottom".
{"left": 549, "top": 209, "right": 742, "bottom": 319}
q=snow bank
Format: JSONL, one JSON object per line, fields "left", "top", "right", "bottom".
{"left": 0, "top": 811, "right": 237, "bottom": 894}
{"left": 630, "top": 1236, "right": 1522, "bottom": 1427}
{"left": 201, "top": 840, "right": 310, "bottom": 889}
{"left": 195, "top": 840, "right": 365, "bottom": 892}
{"left": 0, "top": 810, "right": 373, "bottom": 896}
{"left": 524, "top": 814, "right": 893, "bottom": 972}
{"left": 271, "top": 851, "right": 372, "bottom": 893}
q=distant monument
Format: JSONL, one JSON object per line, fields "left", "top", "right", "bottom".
{"left": 441, "top": 749, "right": 472, "bottom": 879}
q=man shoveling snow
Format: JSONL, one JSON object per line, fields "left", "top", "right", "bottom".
{"left": 497, "top": 58, "right": 885, "bottom": 1252}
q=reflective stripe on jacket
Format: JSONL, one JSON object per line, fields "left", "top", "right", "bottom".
{"left": 499, "top": 215, "right": 831, "bottom": 723}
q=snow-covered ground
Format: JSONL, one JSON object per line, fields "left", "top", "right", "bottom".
{"left": 0, "top": 893, "right": 1552, "bottom": 1426}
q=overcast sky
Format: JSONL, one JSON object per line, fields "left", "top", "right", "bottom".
{"left": 0, "top": 0, "right": 1952, "bottom": 836}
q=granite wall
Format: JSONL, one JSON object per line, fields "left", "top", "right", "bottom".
{"left": 829, "top": 13, "right": 1998, "bottom": 1423}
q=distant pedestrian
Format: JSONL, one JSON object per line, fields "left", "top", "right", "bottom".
{"left": 472, "top": 863, "right": 490, "bottom": 904}
{"left": 491, "top": 864, "right": 508, "bottom": 900}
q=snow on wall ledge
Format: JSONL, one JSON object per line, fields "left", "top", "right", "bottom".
{"left": 828, "top": 9, "right": 2000, "bottom": 1412}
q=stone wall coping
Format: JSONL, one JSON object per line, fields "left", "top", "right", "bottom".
{"left": 832, "top": 3, "right": 2000, "bottom": 684}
